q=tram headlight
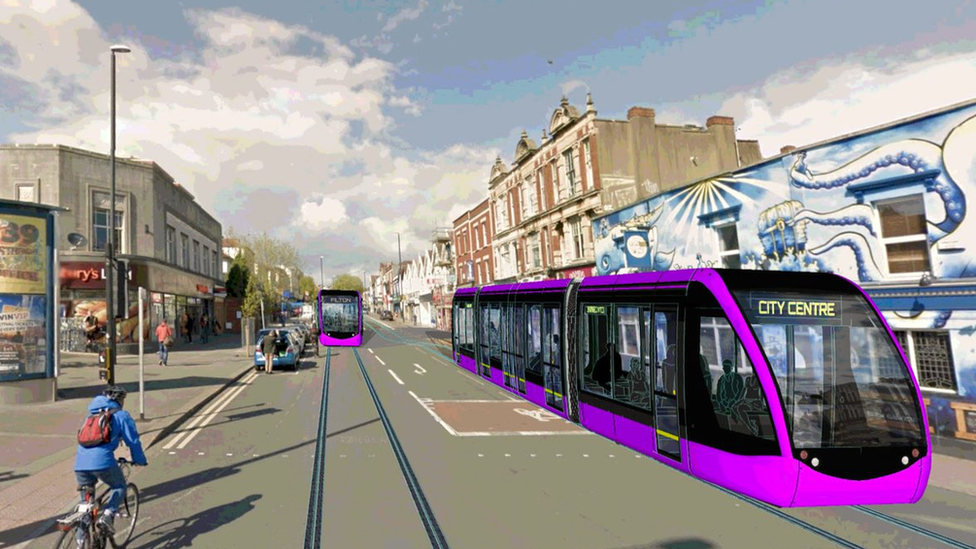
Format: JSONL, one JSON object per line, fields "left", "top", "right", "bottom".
{"left": 901, "top": 456, "right": 909, "bottom": 465}
{"left": 811, "top": 457, "right": 819, "bottom": 467}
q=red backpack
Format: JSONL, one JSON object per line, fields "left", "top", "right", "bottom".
{"left": 77, "top": 409, "right": 117, "bottom": 448}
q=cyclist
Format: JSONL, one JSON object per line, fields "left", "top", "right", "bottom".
{"left": 74, "top": 385, "right": 148, "bottom": 535}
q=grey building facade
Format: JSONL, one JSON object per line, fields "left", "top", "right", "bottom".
{"left": 0, "top": 144, "right": 223, "bottom": 350}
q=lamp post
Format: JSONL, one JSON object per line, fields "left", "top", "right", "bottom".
{"left": 106, "top": 44, "right": 130, "bottom": 385}
{"left": 319, "top": 256, "right": 324, "bottom": 291}
{"left": 396, "top": 233, "right": 402, "bottom": 320}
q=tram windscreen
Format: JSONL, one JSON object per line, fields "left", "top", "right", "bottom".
{"left": 731, "top": 287, "right": 923, "bottom": 449}
{"left": 319, "top": 293, "right": 359, "bottom": 335}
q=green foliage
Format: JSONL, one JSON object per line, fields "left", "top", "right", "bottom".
{"left": 226, "top": 252, "right": 250, "bottom": 298}
{"left": 330, "top": 274, "right": 364, "bottom": 292}
{"left": 298, "top": 275, "right": 317, "bottom": 300}
{"left": 241, "top": 275, "right": 263, "bottom": 318}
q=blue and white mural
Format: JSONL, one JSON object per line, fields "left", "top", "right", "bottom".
{"left": 593, "top": 102, "right": 976, "bottom": 407}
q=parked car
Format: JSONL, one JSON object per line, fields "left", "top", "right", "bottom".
{"left": 254, "top": 329, "right": 300, "bottom": 371}
{"left": 380, "top": 310, "right": 394, "bottom": 321}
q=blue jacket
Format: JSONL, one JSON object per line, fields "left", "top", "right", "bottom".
{"left": 74, "top": 395, "right": 148, "bottom": 471}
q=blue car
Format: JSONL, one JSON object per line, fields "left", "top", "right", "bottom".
{"left": 254, "top": 329, "right": 300, "bottom": 371}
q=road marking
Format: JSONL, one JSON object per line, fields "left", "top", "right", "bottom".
{"left": 513, "top": 408, "right": 559, "bottom": 422}
{"left": 340, "top": 455, "right": 346, "bottom": 458}
{"left": 530, "top": 454, "right": 536, "bottom": 457}
{"left": 253, "top": 454, "right": 259, "bottom": 457}
{"left": 452, "top": 430, "right": 591, "bottom": 437}
{"left": 226, "top": 453, "right": 233, "bottom": 456}
{"left": 164, "top": 371, "right": 258, "bottom": 450}
{"left": 177, "top": 372, "right": 257, "bottom": 449}
{"left": 389, "top": 369, "right": 404, "bottom": 385}
{"left": 454, "top": 367, "right": 486, "bottom": 385}
{"left": 373, "top": 318, "right": 393, "bottom": 329}
{"left": 168, "top": 451, "right": 176, "bottom": 455}
{"left": 368, "top": 348, "right": 374, "bottom": 354}
{"left": 408, "top": 390, "right": 459, "bottom": 436}
{"left": 376, "top": 356, "right": 386, "bottom": 366}
{"left": 583, "top": 454, "right": 589, "bottom": 458}
{"left": 413, "top": 363, "right": 426, "bottom": 375}
{"left": 504, "top": 454, "right": 511, "bottom": 457}
{"left": 198, "top": 452, "right": 205, "bottom": 455}
{"left": 556, "top": 454, "right": 563, "bottom": 457}
{"left": 500, "top": 391, "right": 519, "bottom": 401}
{"left": 609, "top": 455, "right": 615, "bottom": 458}
{"left": 477, "top": 454, "right": 484, "bottom": 457}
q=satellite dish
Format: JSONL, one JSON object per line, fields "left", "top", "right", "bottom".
{"left": 67, "top": 233, "right": 87, "bottom": 250}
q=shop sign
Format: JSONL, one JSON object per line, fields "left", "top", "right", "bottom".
{"left": 560, "top": 266, "right": 593, "bottom": 279}
{"left": 0, "top": 214, "right": 47, "bottom": 294}
{"left": 196, "top": 284, "right": 211, "bottom": 294}
{"left": 0, "top": 295, "right": 46, "bottom": 376}
{"left": 60, "top": 262, "right": 134, "bottom": 289}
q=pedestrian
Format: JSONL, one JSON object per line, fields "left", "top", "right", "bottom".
{"left": 83, "top": 310, "right": 98, "bottom": 352}
{"left": 261, "top": 329, "right": 278, "bottom": 374}
{"left": 155, "top": 319, "right": 173, "bottom": 366}
{"left": 200, "top": 313, "right": 210, "bottom": 344}
{"left": 183, "top": 312, "right": 193, "bottom": 344}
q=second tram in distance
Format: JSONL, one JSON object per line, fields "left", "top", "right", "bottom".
{"left": 318, "top": 289, "right": 363, "bottom": 347}
{"left": 450, "top": 268, "right": 930, "bottom": 507}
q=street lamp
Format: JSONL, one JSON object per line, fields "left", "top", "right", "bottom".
{"left": 319, "top": 256, "right": 324, "bottom": 290}
{"left": 395, "top": 233, "right": 402, "bottom": 319}
{"left": 106, "top": 44, "right": 130, "bottom": 385}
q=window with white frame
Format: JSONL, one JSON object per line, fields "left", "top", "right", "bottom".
{"left": 92, "top": 209, "right": 123, "bottom": 253}
{"left": 529, "top": 232, "right": 541, "bottom": 269}
{"left": 508, "top": 192, "right": 516, "bottom": 226}
{"left": 16, "top": 184, "right": 35, "bottom": 202}
{"left": 181, "top": 233, "right": 190, "bottom": 268}
{"left": 497, "top": 199, "right": 508, "bottom": 231}
{"left": 203, "top": 245, "right": 210, "bottom": 276}
{"left": 536, "top": 169, "right": 546, "bottom": 210}
{"left": 876, "top": 195, "right": 930, "bottom": 274}
{"left": 523, "top": 178, "right": 537, "bottom": 219}
{"left": 165, "top": 226, "right": 176, "bottom": 264}
{"left": 895, "top": 330, "right": 957, "bottom": 392}
{"left": 213, "top": 251, "right": 218, "bottom": 277}
{"left": 583, "top": 139, "right": 593, "bottom": 190}
{"left": 715, "top": 223, "right": 741, "bottom": 269}
{"left": 193, "top": 240, "right": 201, "bottom": 272}
{"left": 552, "top": 160, "right": 564, "bottom": 203}
{"left": 563, "top": 148, "right": 578, "bottom": 196}
{"left": 569, "top": 218, "right": 584, "bottom": 261}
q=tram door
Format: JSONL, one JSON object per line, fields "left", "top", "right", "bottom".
{"left": 650, "top": 305, "right": 681, "bottom": 461}
{"left": 502, "top": 304, "right": 516, "bottom": 389}
{"left": 514, "top": 305, "right": 527, "bottom": 394}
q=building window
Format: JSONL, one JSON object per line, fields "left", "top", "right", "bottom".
{"left": 181, "top": 233, "right": 190, "bottom": 268}
{"left": 552, "top": 160, "right": 564, "bottom": 203}
{"left": 583, "top": 139, "right": 593, "bottom": 190}
{"left": 92, "top": 208, "right": 123, "bottom": 253}
{"left": 166, "top": 226, "right": 176, "bottom": 264}
{"left": 877, "top": 195, "right": 930, "bottom": 274}
{"left": 715, "top": 223, "right": 741, "bottom": 269}
{"left": 496, "top": 200, "right": 508, "bottom": 231}
{"left": 901, "top": 331, "right": 957, "bottom": 392}
{"left": 213, "top": 250, "right": 218, "bottom": 277}
{"left": 16, "top": 185, "right": 35, "bottom": 202}
{"left": 522, "top": 179, "right": 537, "bottom": 219}
{"left": 529, "top": 233, "right": 541, "bottom": 269}
{"left": 508, "top": 193, "right": 516, "bottom": 226}
{"left": 193, "top": 240, "right": 200, "bottom": 272}
{"left": 563, "top": 149, "right": 578, "bottom": 196}
{"left": 568, "top": 219, "right": 584, "bottom": 262}
{"left": 223, "top": 260, "right": 230, "bottom": 275}
{"left": 536, "top": 168, "right": 546, "bottom": 210}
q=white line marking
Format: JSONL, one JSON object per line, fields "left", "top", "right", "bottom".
{"left": 373, "top": 318, "right": 393, "bottom": 329}
{"left": 556, "top": 454, "right": 563, "bottom": 457}
{"left": 427, "top": 399, "right": 519, "bottom": 403}
{"left": 413, "top": 363, "right": 426, "bottom": 375}
{"left": 376, "top": 356, "right": 386, "bottom": 366}
{"left": 164, "top": 371, "right": 258, "bottom": 449}
{"left": 177, "top": 373, "right": 257, "bottom": 449}
{"left": 408, "top": 390, "right": 458, "bottom": 436}
{"left": 583, "top": 454, "right": 589, "bottom": 457}
{"left": 454, "top": 368, "right": 486, "bottom": 385}
{"left": 389, "top": 369, "right": 404, "bottom": 385}
{"left": 198, "top": 452, "right": 205, "bottom": 455}
{"left": 368, "top": 348, "right": 374, "bottom": 354}
{"left": 340, "top": 455, "right": 346, "bottom": 458}
{"left": 226, "top": 453, "right": 233, "bottom": 456}
{"left": 168, "top": 451, "right": 176, "bottom": 455}
{"left": 530, "top": 454, "right": 536, "bottom": 457}
{"left": 452, "top": 431, "right": 591, "bottom": 437}
{"left": 477, "top": 454, "right": 484, "bottom": 457}
{"left": 253, "top": 454, "right": 259, "bottom": 457}
{"left": 609, "top": 455, "right": 615, "bottom": 458}
{"left": 504, "top": 454, "right": 511, "bottom": 457}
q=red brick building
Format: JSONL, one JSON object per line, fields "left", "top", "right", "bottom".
{"left": 452, "top": 198, "right": 494, "bottom": 288}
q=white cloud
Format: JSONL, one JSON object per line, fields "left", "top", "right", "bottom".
{"left": 0, "top": 1, "right": 492, "bottom": 280}
{"left": 560, "top": 79, "right": 588, "bottom": 97}
{"left": 719, "top": 50, "right": 976, "bottom": 157}
{"left": 381, "top": 0, "right": 428, "bottom": 33}
{"left": 297, "top": 197, "right": 349, "bottom": 230}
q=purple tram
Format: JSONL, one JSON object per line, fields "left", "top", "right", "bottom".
{"left": 318, "top": 289, "right": 363, "bottom": 347}
{"left": 451, "top": 269, "right": 930, "bottom": 507}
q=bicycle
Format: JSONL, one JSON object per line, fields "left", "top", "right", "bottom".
{"left": 53, "top": 457, "right": 140, "bottom": 549}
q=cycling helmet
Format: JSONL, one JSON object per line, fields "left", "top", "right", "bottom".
{"left": 104, "top": 385, "right": 127, "bottom": 405}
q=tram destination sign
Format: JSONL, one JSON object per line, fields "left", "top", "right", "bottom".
{"left": 746, "top": 292, "right": 843, "bottom": 325}
{"left": 322, "top": 295, "right": 355, "bottom": 304}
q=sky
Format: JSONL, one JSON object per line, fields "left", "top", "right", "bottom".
{"left": 2, "top": 0, "right": 976, "bottom": 282}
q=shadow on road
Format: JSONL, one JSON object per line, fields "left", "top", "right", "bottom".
{"left": 0, "top": 470, "right": 29, "bottom": 484}
{"left": 610, "top": 539, "right": 716, "bottom": 549}
{"left": 127, "top": 494, "right": 262, "bottom": 549}
{"left": 327, "top": 418, "right": 380, "bottom": 439}
{"left": 57, "top": 376, "right": 234, "bottom": 401}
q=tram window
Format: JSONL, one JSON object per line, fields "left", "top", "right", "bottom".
{"left": 527, "top": 305, "right": 543, "bottom": 375}
{"left": 489, "top": 305, "right": 501, "bottom": 362}
{"left": 616, "top": 306, "right": 650, "bottom": 410}
{"left": 514, "top": 306, "right": 525, "bottom": 359}
{"left": 581, "top": 305, "right": 610, "bottom": 396}
{"left": 480, "top": 304, "right": 490, "bottom": 363}
{"left": 453, "top": 303, "right": 460, "bottom": 350}
{"left": 542, "top": 307, "right": 560, "bottom": 365}
{"left": 655, "top": 309, "right": 678, "bottom": 395}
{"left": 501, "top": 305, "right": 512, "bottom": 355}
{"left": 691, "top": 315, "right": 778, "bottom": 454}
{"left": 464, "top": 306, "right": 475, "bottom": 353}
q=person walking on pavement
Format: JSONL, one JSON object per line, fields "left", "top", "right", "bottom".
{"left": 182, "top": 312, "right": 193, "bottom": 344}
{"left": 74, "top": 386, "right": 148, "bottom": 536}
{"left": 261, "top": 330, "right": 278, "bottom": 374}
{"left": 200, "top": 313, "right": 210, "bottom": 344}
{"left": 83, "top": 310, "right": 99, "bottom": 352}
{"left": 155, "top": 319, "right": 173, "bottom": 366}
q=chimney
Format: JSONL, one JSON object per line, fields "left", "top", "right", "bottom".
{"left": 706, "top": 115, "right": 734, "bottom": 128}
{"left": 627, "top": 107, "right": 655, "bottom": 120}
{"left": 586, "top": 92, "right": 594, "bottom": 113}
{"left": 780, "top": 145, "right": 797, "bottom": 154}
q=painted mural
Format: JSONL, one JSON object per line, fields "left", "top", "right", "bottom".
{"left": 593, "top": 101, "right": 976, "bottom": 403}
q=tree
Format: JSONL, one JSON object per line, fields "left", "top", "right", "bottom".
{"left": 226, "top": 252, "right": 250, "bottom": 298}
{"left": 330, "top": 274, "right": 364, "bottom": 292}
{"left": 238, "top": 232, "right": 304, "bottom": 295}
{"left": 241, "top": 275, "right": 263, "bottom": 319}
{"left": 298, "top": 275, "right": 317, "bottom": 300}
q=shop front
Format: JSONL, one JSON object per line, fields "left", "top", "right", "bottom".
{"left": 59, "top": 256, "right": 217, "bottom": 353}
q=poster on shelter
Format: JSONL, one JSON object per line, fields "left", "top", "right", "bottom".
{"left": 0, "top": 294, "right": 47, "bottom": 376}
{"left": 0, "top": 214, "right": 47, "bottom": 294}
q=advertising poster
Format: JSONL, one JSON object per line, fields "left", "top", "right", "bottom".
{"left": 0, "top": 294, "right": 47, "bottom": 376}
{"left": 0, "top": 214, "right": 47, "bottom": 295}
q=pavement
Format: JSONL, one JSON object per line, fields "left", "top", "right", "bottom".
{"left": 0, "top": 333, "right": 255, "bottom": 548}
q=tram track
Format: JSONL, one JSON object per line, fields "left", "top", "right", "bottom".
{"left": 852, "top": 506, "right": 976, "bottom": 549}
{"left": 352, "top": 347, "right": 451, "bottom": 549}
{"left": 303, "top": 347, "right": 332, "bottom": 549}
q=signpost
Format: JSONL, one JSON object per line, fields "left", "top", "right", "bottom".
{"left": 138, "top": 287, "right": 145, "bottom": 420}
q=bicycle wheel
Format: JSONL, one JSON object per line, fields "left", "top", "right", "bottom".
{"left": 110, "top": 483, "right": 139, "bottom": 548}
{"left": 53, "top": 524, "right": 88, "bottom": 549}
